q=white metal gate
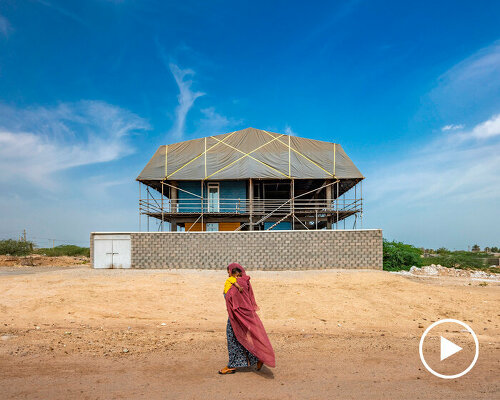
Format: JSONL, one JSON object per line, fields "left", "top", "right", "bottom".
{"left": 93, "top": 234, "right": 131, "bottom": 269}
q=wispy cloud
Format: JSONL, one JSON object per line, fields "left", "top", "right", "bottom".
{"left": 367, "top": 113, "right": 500, "bottom": 206}
{"left": 168, "top": 63, "right": 205, "bottom": 140}
{"left": 155, "top": 39, "right": 241, "bottom": 140}
{"left": 440, "top": 40, "right": 500, "bottom": 86}
{"left": 0, "top": 101, "right": 149, "bottom": 187}
{"left": 0, "top": 14, "right": 11, "bottom": 36}
{"left": 300, "top": 0, "right": 362, "bottom": 47}
{"left": 195, "top": 107, "right": 242, "bottom": 136}
{"left": 284, "top": 125, "right": 297, "bottom": 136}
{"left": 37, "top": 0, "right": 88, "bottom": 27}
{"left": 443, "top": 114, "right": 500, "bottom": 142}
{"left": 441, "top": 124, "right": 464, "bottom": 132}
{"left": 430, "top": 41, "right": 500, "bottom": 118}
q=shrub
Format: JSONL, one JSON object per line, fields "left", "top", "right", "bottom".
{"left": 436, "top": 247, "right": 449, "bottom": 255}
{"left": 421, "top": 251, "right": 490, "bottom": 270}
{"left": 0, "top": 239, "right": 34, "bottom": 256}
{"left": 383, "top": 240, "right": 423, "bottom": 271}
{"left": 34, "top": 245, "right": 90, "bottom": 257}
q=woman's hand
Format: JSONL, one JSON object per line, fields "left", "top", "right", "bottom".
{"left": 238, "top": 287, "right": 243, "bottom": 293}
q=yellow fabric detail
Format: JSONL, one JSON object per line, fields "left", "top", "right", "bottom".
{"left": 224, "top": 276, "right": 237, "bottom": 294}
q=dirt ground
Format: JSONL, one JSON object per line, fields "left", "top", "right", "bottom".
{"left": 0, "top": 254, "right": 89, "bottom": 267}
{"left": 0, "top": 267, "right": 498, "bottom": 400}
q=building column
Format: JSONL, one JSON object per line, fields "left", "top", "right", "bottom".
{"left": 249, "top": 178, "right": 253, "bottom": 231}
{"left": 326, "top": 179, "right": 333, "bottom": 230}
{"left": 171, "top": 181, "right": 178, "bottom": 232}
{"left": 291, "top": 179, "right": 295, "bottom": 230}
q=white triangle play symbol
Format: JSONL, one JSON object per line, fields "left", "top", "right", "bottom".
{"left": 440, "top": 336, "right": 462, "bottom": 361}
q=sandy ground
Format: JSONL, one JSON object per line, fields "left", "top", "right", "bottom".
{"left": 0, "top": 267, "right": 498, "bottom": 400}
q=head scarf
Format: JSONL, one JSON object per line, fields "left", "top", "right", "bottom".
{"left": 225, "top": 262, "right": 276, "bottom": 368}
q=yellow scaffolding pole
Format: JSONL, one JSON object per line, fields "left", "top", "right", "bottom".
{"left": 263, "top": 130, "right": 335, "bottom": 178}
{"left": 206, "top": 134, "right": 289, "bottom": 179}
{"left": 167, "top": 130, "right": 239, "bottom": 179}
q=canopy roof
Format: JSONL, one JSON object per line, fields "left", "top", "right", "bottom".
{"left": 137, "top": 127, "right": 363, "bottom": 181}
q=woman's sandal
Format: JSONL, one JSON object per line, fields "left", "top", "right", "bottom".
{"left": 218, "top": 366, "right": 236, "bottom": 374}
{"left": 256, "top": 361, "right": 263, "bottom": 371}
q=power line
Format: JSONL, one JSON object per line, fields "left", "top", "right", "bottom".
{"left": 29, "top": 236, "right": 89, "bottom": 245}
{"left": 0, "top": 232, "right": 88, "bottom": 246}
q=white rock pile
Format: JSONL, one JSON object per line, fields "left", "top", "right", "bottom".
{"left": 406, "top": 264, "right": 499, "bottom": 280}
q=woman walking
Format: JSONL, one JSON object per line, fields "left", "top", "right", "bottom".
{"left": 219, "top": 262, "right": 275, "bottom": 374}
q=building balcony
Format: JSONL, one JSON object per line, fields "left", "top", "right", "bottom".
{"left": 139, "top": 197, "right": 362, "bottom": 221}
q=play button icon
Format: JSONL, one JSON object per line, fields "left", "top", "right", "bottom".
{"left": 419, "top": 319, "right": 479, "bottom": 379}
{"left": 440, "top": 336, "right": 462, "bottom": 361}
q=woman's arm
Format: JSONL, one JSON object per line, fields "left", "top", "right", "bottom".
{"left": 232, "top": 281, "right": 243, "bottom": 292}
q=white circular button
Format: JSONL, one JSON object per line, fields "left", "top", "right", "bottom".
{"left": 419, "top": 318, "right": 479, "bottom": 379}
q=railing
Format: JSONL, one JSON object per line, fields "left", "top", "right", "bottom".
{"left": 139, "top": 197, "right": 362, "bottom": 216}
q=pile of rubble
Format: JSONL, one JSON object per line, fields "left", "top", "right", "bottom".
{"left": 402, "top": 264, "right": 500, "bottom": 280}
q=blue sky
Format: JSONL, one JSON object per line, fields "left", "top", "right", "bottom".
{"left": 0, "top": 1, "right": 499, "bottom": 249}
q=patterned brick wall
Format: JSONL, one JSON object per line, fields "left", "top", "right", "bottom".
{"left": 129, "top": 229, "right": 382, "bottom": 270}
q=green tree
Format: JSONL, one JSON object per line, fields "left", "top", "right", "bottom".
{"left": 0, "top": 239, "right": 33, "bottom": 256}
{"left": 383, "top": 240, "right": 423, "bottom": 271}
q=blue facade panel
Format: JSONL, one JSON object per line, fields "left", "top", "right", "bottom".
{"left": 177, "top": 181, "right": 247, "bottom": 213}
{"left": 219, "top": 181, "right": 246, "bottom": 212}
{"left": 177, "top": 181, "right": 201, "bottom": 212}
{"left": 264, "top": 221, "right": 291, "bottom": 230}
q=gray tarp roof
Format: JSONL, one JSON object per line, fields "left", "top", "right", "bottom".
{"left": 137, "top": 127, "right": 363, "bottom": 181}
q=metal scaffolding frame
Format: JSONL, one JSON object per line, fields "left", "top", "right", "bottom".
{"left": 138, "top": 178, "right": 363, "bottom": 232}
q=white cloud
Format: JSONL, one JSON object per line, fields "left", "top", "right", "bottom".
{"left": 468, "top": 113, "right": 500, "bottom": 139}
{"left": 0, "top": 14, "right": 11, "bottom": 36}
{"left": 195, "top": 107, "right": 242, "bottom": 136}
{"left": 364, "top": 113, "right": 500, "bottom": 249}
{"left": 168, "top": 63, "right": 204, "bottom": 140}
{"left": 367, "top": 113, "right": 500, "bottom": 207}
{"left": 429, "top": 41, "right": 500, "bottom": 119}
{"left": 200, "top": 107, "right": 228, "bottom": 128}
{"left": 0, "top": 101, "right": 149, "bottom": 187}
{"left": 442, "top": 41, "right": 500, "bottom": 85}
{"left": 441, "top": 124, "right": 464, "bottom": 132}
{"left": 155, "top": 40, "right": 238, "bottom": 139}
{"left": 284, "top": 125, "right": 297, "bottom": 136}
{"left": 443, "top": 114, "right": 500, "bottom": 142}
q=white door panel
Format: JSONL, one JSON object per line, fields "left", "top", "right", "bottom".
{"left": 111, "top": 239, "right": 131, "bottom": 268}
{"left": 93, "top": 235, "right": 131, "bottom": 269}
{"left": 94, "top": 239, "right": 113, "bottom": 269}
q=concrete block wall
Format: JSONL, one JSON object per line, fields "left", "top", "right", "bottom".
{"left": 129, "top": 229, "right": 382, "bottom": 270}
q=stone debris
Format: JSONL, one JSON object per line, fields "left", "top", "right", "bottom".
{"left": 401, "top": 264, "right": 500, "bottom": 280}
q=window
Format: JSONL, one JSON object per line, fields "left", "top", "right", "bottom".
{"left": 206, "top": 223, "right": 219, "bottom": 231}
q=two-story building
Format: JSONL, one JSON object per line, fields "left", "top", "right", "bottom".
{"left": 137, "top": 127, "right": 364, "bottom": 231}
